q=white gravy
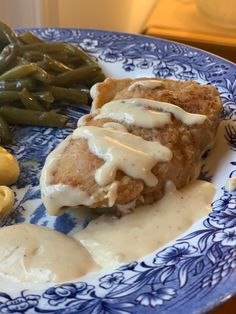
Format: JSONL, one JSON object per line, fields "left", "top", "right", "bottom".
{"left": 94, "top": 98, "right": 207, "bottom": 128}
{"left": 102, "top": 122, "right": 128, "bottom": 132}
{"left": 0, "top": 224, "right": 99, "bottom": 283}
{"left": 128, "top": 79, "right": 163, "bottom": 91}
{"left": 40, "top": 137, "right": 94, "bottom": 215}
{"left": 74, "top": 180, "right": 215, "bottom": 268}
{"left": 225, "top": 176, "right": 236, "bottom": 192}
{"left": 72, "top": 126, "right": 172, "bottom": 187}
{"left": 41, "top": 96, "right": 207, "bottom": 215}
{"left": 0, "top": 180, "right": 216, "bottom": 284}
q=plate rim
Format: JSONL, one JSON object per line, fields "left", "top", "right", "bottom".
{"left": 3, "top": 27, "right": 236, "bottom": 314}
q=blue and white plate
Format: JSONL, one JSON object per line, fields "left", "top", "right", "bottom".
{"left": 1, "top": 29, "right": 236, "bottom": 314}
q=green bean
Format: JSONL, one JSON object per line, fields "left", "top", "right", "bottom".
{"left": 0, "top": 21, "right": 19, "bottom": 45}
{"left": 68, "top": 44, "right": 97, "bottom": 66}
{"left": 75, "top": 83, "right": 90, "bottom": 94}
{"left": 24, "top": 51, "right": 79, "bottom": 69}
{"left": 19, "top": 43, "right": 86, "bottom": 66}
{"left": 0, "top": 91, "right": 18, "bottom": 103}
{"left": 0, "top": 114, "right": 12, "bottom": 144}
{"left": 0, "top": 79, "right": 36, "bottom": 91}
{"left": 53, "top": 65, "right": 100, "bottom": 86}
{"left": 18, "top": 31, "right": 43, "bottom": 44}
{"left": 18, "top": 88, "right": 44, "bottom": 111}
{"left": 32, "top": 91, "right": 54, "bottom": 109}
{"left": 21, "top": 45, "right": 92, "bottom": 68}
{"left": 39, "top": 54, "right": 73, "bottom": 73}
{"left": 0, "top": 106, "right": 69, "bottom": 128}
{"left": 0, "top": 62, "right": 52, "bottom": 84}
{"left": 0, "top": 20, "right": 106, "bottom": 128}
{"left": 48, "top": 54, "right": 81, "bottom": 67}
{"left": 18, "top": 43, "right": 70, "bottom": 54}
{"left": 23, "top": 51, "right": 44, "bottom": 62}
{"left": 16, "top": 57, "right": 30, "bottom": 65}
{"left": 0, "top": 44, "right": 17, "bottom": 74}
{"left": 0, "top": 64, "right": 38, "bottom": 80}
{"left": 32, "top": 66, "right": 52, "bottom": 84}
{"left": 50, "top": 86, "right": 88, "bottom": 105}
{"left": 84, "top": 71, "right": 106, "bottom": 87}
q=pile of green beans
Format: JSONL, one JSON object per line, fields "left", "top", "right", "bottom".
{"left": 0, "top": 21, "right": 105, "bottom": 144}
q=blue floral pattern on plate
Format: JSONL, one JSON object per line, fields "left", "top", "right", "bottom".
{"left": 1, "top": 28, "right": 236, "bottom": 314}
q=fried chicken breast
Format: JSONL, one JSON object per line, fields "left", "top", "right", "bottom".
{"left": 40, "top": 77, "right": 222, "bottom": 215}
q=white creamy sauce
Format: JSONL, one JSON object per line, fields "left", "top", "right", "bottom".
{"left": 77, "top": 113, "right": 93, "bottom": 127}
{"left": 128, "top": 79, "right": 163, "bottom": 91}
{"left": 90, "top": 82, "right": 99, "bottom": 101}
{"left": 0, "top": 180, "right": 216, "bottom": 284}
{"left": 74, "top": 180, "right": 216, "bottom": 268}
{"left": 0, "top": 224, "right": 99, "bottom": 283}
{"left": 95, "top": 99, "right": 171, "bottom": 128}
{"left": 72, "top": 126, "right": 172, "bottom": 187}
{"left": 41, "top": 95, "right": 207, "bottom": 215}
{"left": 165, "top": 180, "right": 176, "bottom": 193}
{"left": 40, "top": 137, "right": 94, "bottom": 215}
{"left": 94, "top": 98, "right": 207, "bottom": 127}
{"left": 104, "top": 181, "right": 119, "bottom": 207}
{"left": 42, "top": 184, "right": 94, "bottom": 216}
{"left": 225, "top": 176, "right": 236, "bottom": 192}
{"left": 102, "top": 122, "right": 128, "bottom": 132}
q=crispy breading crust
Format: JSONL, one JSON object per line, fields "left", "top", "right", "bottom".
{"left": 52, "top": 77, "right": 222, "bottom": 209}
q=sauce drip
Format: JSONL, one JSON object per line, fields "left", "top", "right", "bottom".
{"left": 40, "top": 137, "right": 95, "bottom": 215}
{"left": 102, "top": 122, "right": 128, "bottom": 132}
{"left": 94, "top": 98, "right": 207, "bottom": 128}
{"left": 128, "top": 79, "right": 163, "bottom": 91}
{"left": 73, "top": 126, "right": 172, "bottom": 187}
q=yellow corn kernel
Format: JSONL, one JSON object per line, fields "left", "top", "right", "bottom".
{"left": 0, "top": 147, "right": 20, "bottom": 185}
{"left": 0, "top": 185, "right": 14, "bottom": 220}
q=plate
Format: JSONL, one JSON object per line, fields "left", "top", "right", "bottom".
{"left": 1, "top": 28, "right": 236, "bottom": 314}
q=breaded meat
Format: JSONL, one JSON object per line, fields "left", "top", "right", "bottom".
{"left": 42, "top": 77, "right": 222, "bottom": 213}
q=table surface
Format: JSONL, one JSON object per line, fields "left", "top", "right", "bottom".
{"left": 143, "top": 0, "right": 236, "bottom": 62}
{"left": 209, "top": 296, "right": 236, "bottom": 314}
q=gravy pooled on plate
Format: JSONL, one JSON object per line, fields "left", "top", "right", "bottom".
{"left": 0, "top": 224, "right": 99, "bottom": 283}
{"left": 74, "top": 180, "right": 215, "bottom": 268}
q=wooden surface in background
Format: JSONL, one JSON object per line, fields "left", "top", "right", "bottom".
{"left": 143, "top": 0, "right": 236, "bottom": 63}
{"left": 209, "top": 296, "right": 236, "bottom": 314}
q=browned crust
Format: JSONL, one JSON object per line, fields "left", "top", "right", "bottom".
{"left": 52, "top": 77, "right": 222, "bottom": 209}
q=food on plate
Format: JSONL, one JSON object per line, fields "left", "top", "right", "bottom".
{"left": 0, "top": 146, "right": 19, "bottom": 220}
{"left": 0, "top": 185, "right": 14, "bottom": 220}
{"left": 225, "top": 176, "right": 236, "bottom": 192}
{"left": 74, "top": 180, "right": 215, "bottom": 268}
{"left": 0, "top": 114, "right": 12, "bottom": 144}
{"left": 0, "top": 20, "right": 105, "bottom": 143}
{"left": 0, "top": 180, "right": 216, "bottom": 283}
{"left": 0, "top": 78, "right": 223, "bottom": 283}
{"left": 0, "top": 224, "right": 99, "bottom": 283}
{"left": 41, "top": 77, "right": 222, "bottom": 215}
{"left": 0, "top": 146, "right": 19, "bottom": 185}
{"left": 0, "top": 106, "right": 69, "bottom": 128}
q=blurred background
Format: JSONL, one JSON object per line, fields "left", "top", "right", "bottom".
{"left": 0, "top": 0, "right": 235, "bottom": 62}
